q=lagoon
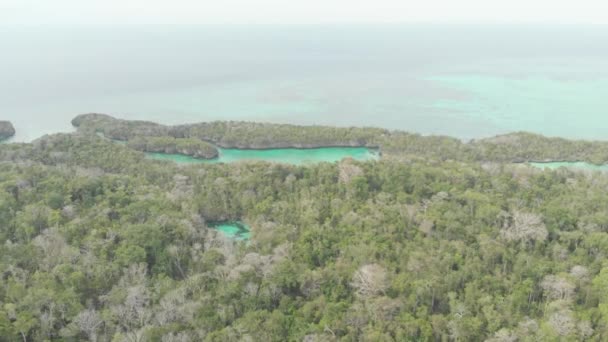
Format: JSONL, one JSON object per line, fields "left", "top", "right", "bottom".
{"left": 146, "top": 147, "right": 378, "bottom": 165}
{"left": 209, "top": 222, "right": 251, "bottom": 240}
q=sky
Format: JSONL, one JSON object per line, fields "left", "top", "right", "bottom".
{"left": 1, "top": 0, "right": 608, "bottom": 26}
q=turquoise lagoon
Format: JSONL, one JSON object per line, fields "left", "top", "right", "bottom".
{"left": 146, "top": 147, "right": 379, "bottom": 165}
{"left": 209, "top": 222, "right": 251, "bottom": 240}
{"left": 427, "top": 74, "right": 608, "bottom": 140}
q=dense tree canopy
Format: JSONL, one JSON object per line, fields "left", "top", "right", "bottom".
{"left": 2, "top": 126, "right": 608, "bottom": 341}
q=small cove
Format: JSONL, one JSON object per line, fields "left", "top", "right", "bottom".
{"left": 209, "top": 222, "right": 251, "bottom": 240}
{"left": 146, "top": 146, "right": 379, "bottom": 165}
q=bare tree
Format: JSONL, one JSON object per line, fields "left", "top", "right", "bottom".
{"left": 61, "top": 205, "right": 76, "bottom": 220}
{"left": 419, "top": 219, "right": 434, "bottom": 235}
{"left": 578, "top": 320, "right": 594, "bottom": 339}
{"left": 344, "top": 302, "right": 368, "bottom": 335}
{"left": 486, "top": 328, "right": 517, "bottom": 342}
{"left": 119, "top": 263, "right": 148, "bottom": 288}
{"left": 155, "top": 288, "right": 200, "bottom": 326}
{"left": 541, "top": 275, "right": 575, "bottom": 301}
{"left": 167, "top": 174, "right": 193, "bottom": 202}
{"left": 162, "top": 332, "right": 192, "bottom": 342}
{"left": 302, "top": 334, "right": 334, "bottom": 342}
{"left": 400, "top": 204, "right": 418, "bottom": 223}
{"left": 548, "top": 309, "right": 576, "bottom": 337}
{"left": 570, "top": 265, "right": 589, "bottom": 282}
{"left": 73, "top": 309, "right": 103, "bottom": 342}
{"left": 552, "top": 243, "right": 569, "bottom": 261}
{"left": 39, "top": 309, "right": 56, "bottom": 340}
{"left": 103, "top": 264, "right": 153, "bottom": 342}
{"left": 447, "top": 319, "right": 465, "bottom": 341}
{"left": 516, "top": 317, "right": 539, "bottom": 337}
{"left": 33, "top": 228, "right": 77, "bottom": 271}
{"left": 167, "top": 245, "right": 188, "bottom": 279}
{"left": 368, "top": 296, "right": 402, "bottom": 322}
{"left": 338, "top": 160, "right": 364, "bottom": 184}
{"left": 351, "top": 264, "right": 388, "bottom": 298}
{"left": 300, "top": 270, "right": 323, "bottom": 299}
{"left": 111, "top": 285, "right": 152, "bottom": 342}
{"left": 500, "top": 211, "right": 548, "bottom": 244}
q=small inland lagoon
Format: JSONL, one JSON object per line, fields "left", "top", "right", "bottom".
{"left": 146, "top": 146, "right": 379, "bottom": 165}
{"left": 529, "top": 161, "right": 608, "bottom": 172}
{"left": 209, "top": 221, "right": 251, "bottom": 241}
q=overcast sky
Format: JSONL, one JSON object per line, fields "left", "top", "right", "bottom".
{"left": 2, "top": 0, "right": 608, "bottom": 26}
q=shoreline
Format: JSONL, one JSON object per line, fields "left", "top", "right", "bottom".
{"left": 68, "top": 113, "right": 608, "bottom": 165}
{"left": 97, "top": 132, "right": 380, "bottom": 162}
{"left": 9, "top": 113, "right": 608, "bottom": 146}
{"left": 5, "top": 113, "right": 608, "bottom": 165}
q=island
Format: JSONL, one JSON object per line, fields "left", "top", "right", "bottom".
{"left": 0, "top": 121, "right": 15, "bottom": 140}
{"left": 71, "top": 113, "right": 385, "bottom": 149}
{"left": 73, "top": 113, "right": 608, "bottom": 165}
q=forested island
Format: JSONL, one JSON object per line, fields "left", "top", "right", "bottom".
{"left": 3, "top": 116, "right": 608, "bottom": 340}
{"left": 0, "top": 121, "right": 15, "bottom": 140}
{"left": 73, "top": 113, "right": 608, "bottom": 164}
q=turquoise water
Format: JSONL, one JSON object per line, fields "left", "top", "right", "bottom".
{"left": 3, "top": 26, "right": 608, "bottom": 142}
{"left": 146, "top": 147, "right": 378, "bottom": 164}
{"left": 428, "top": 74, "right": 608, "bottom": 140}
{"left": 209, "top": 222, "right": 251, "bottom": 240}
{"left": 529, "top": 162, "right": 608, "bottom": 172}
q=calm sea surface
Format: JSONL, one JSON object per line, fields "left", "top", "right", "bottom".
{"left": 2, "top": 25, "right": 608, "bottom": 142}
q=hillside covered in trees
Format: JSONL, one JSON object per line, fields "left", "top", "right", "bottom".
{"left": 2, "top": 121, "right": 608, "bottom": 340}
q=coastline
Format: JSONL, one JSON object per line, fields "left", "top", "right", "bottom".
{"left": 69, "top": 113, "right": 608, "bottom": 165}
{"left": 5, "top": 113, "right": 608, "bottom": 166}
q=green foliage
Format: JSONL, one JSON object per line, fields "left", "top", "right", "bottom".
{"left": 128, "top": 136, "right": 218, "bottom": 159}
{"left": 2, "top": 129, "right": 608, "bottom": 340}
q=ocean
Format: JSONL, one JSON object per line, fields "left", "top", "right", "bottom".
{"left": 2, "top": 24, "right": 608, "bottom": 142}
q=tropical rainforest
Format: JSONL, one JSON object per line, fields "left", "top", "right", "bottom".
{"left": 1, "top": 116, "right": 608, "bottom": 341}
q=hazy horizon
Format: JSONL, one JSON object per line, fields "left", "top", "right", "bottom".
{"left": 3, "top": 0, "right": 607, "bottom": 25}
{"left": 2, "top": 24, "right": 608, "bottom": 141}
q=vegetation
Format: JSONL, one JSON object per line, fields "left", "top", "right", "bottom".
{"left": 127, "top": 136, "right": 219, "bottom": 159}
{"left": 0, "top": 121, "right": 15, "bottom": 140}
{"left": 3, "top": 131, "right": 608, "bottom": 341}
{"left": 73, "top": 113, "right": 608, "bottom": 164}
{"left": 71, "top": 113, "right": 386, "bottom": 149}
{"left": 469, "top": 132, "right": 608, "bottom": 165}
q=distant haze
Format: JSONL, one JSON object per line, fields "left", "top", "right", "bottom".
{"left": 1, "top": 0, "right": 608, "bottom": 25}
{"left": 2, "top": 25, "right": 608, "bottom": 142}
